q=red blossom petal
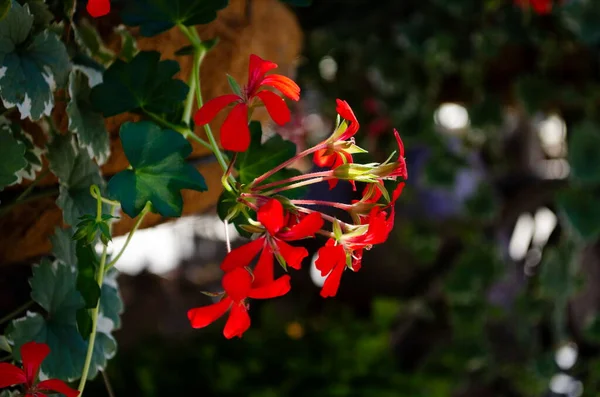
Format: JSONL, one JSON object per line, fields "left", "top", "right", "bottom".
{"left": 249, "top": 275, "right": 291, "bottom": 299}
{"left": 86, "top": 0, "right": 110, "bottom": 17}
{"left": 37, "top": 379, "right": 80, "bottom": 397}
{"left": 255, "top": 91, "right": 291, "bottom": 125}
{"left": 393, "top": 129, "right": 404, "bottom": 158}
{"left": 276, "top": 240, "right": 308, "bottom": 270}
{"left": 320, "top": 262, "right": 345, "bottom": 298}
{"left": 252, "top": 245, "right": 274, "bottom": 287}
{"left": 187, "top": 297, "right": 232, "bottom": 329}
{"left": 327, "top": 178, "right": 339, "bottom": 190}
{"left": 261, "top": 75, "right": 301, "bottom": 101}
{"left": 193, "top": 94, "right": 241, "bottom": 126}
{"left": 0, "top": 363, "right": 27, "bottom": 388}
{"left": 315, "top": 240, "right": 345, "bottom": 276}
{"left": 220, "top": 103, "right": 251, "bottom": 152}
{"left": 336, "top": 99, "right": 359, "bottom": 139}
{"left": 248, "top": 55, "right": 278, "bottom": 93}
{"left": 279, "top": 212, "right": 323, "bottom": 241}
{"left": 257, "top": 199, "right": 285, "bottom": 235}
{"left": 222, "top": 267, "right": 253, "bottom": 302}
{"left": 223, "top": 302, "right": 251, "bottom": 339}
{"left": 21, "top": 341, "right": 49, "bottom": 385}
{"left": 313, "top": 148, "right": 337, "bottom": 168}
{"left": 391, "top": 182, "right": 405, "bottom": 203}
{"left": 221, "top": 237, "right": 265, "bottom": 272}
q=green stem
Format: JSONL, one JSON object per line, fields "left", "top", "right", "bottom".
{"left": 0, "top": 300, "right": 34, "bottom": 325}
{"left": 105, "top": 202, "right": 151, "bottom": 273}
{"left": 145, "top": 110, "right": 211, "bottom": 150}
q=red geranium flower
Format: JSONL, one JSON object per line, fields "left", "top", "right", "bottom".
{"left": 0, "top": 341, "right": 79, "bottom": 397}
{"left": 314, "top": 99, "right": 363, "bottom": 189}
{"left": 87, "top": 0, "right": 110, "bottom": 17}
{"left": 315, "top": 205, "right": 395, "bottom": 298}
{"left": 194, "top": 54, "right": 300, "bottom": 152}
{"left": 187, "top": 260, "right": 291, "bottom": 338}
{"left": 221, "top": 198, "right": 323, "bottom": 272}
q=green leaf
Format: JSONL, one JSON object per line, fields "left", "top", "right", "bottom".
{"left": 237, "top": 121, "right": 297, "bottom": 185}
{"left": 7, "top": 259, "right": 118, "bottom": 381}
{"left": 101, "top": 268, "right": 124, "bottom": 330}
{"left": 73, "top": 18, "right": 115, "bottom": 65}
{"left": 0, "top": 334, "right": 11, "bottom": 353}
{"left": 226, "top": 74, "right": 242, "bottom": 97}
{"left": 18, "top": 0, "right": 52, "bottom": 33}
{"left": 108, "top": 121, "right": 207, "bottom": 218}
{"left": 568, "top": 121, "right": 600, "bottom": 184}
{"left": 558, "top": 187, "right": 600, "bottom": 241}
{"left": 46, "top": 133, "right": 107, "bottom": 226}
{"left": 50, "top": 226, "right": 78, "bottom": 266}
{"left": 67, "top": 70, "right": 111, "bottom": 165}
{"left": 90, "top": 51, "right": 189, "bottom": 117}
{"left": 115, "top": 25, "right": 138, "bottom": 62}
{"left": 2, "top": 120, "right": 43, "bottom": 182}
{"left": 0, "top": 126, "right": 26, "bottom": 189}
{"left": 121, "top": 0, "right": 228, "bottom": 37}
{"left": 75, "top": 241, "right": 100, "bottom": 340}
{"left": 0, "top": 2, "right": 70, "bottom": 120}
{"left": 216, "top": 189, "right": 253, "bottom": 239}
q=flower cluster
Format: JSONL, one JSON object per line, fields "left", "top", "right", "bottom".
{"left": 0, "top": 342, "right": 79, "bottom": 397}
{"left": 188, "top": 54, "right": 408, "bottom": 338}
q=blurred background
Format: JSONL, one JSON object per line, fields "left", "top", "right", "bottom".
{"left": 4, "top": 0, "right": 600, "bottom": 396}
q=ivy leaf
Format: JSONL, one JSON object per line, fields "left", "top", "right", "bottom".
{"left": 237, "top": 121, "right": 297, "bottom": 185}
{"left": 18, "top": 0, "right": 52, "bottom": 33}
{"left": 0, "top": 127, "right": 26, "bottom": 189}
{"left": 6, "top": 121, "right": 43, "bottom": 182}
{"left": 90, "top": 51, "right": 188, "bottom": 118}
{"left": 568, "top": 121, "right": 600, "bottom": 185}
{"left": 7, "top": 259, "right": 118, "bottom": 381}
{"left": 73, "top": 18, "right": 115, "bottom": 65}
{"left": 46, "top": 133, "right": 107, "bottom": 226}
{"left": 115, "top": 25, "right": 138, "bottom": 62}
{"left": 108, "top": 121, "right": 207, "bottom": 218}
{"left": 101, "top": 268, "right": 123, "bottom": 330}
{"left": 558, "top": 188, "right": 600, "bottom": 241}
{"left": 50, "top": 226, "right": 77, "bottom": 266}
{"left": 67, "top": 70, "right": 111, "bottom": 165}
{"left": 121, "top": 0, "right": 228, "bottom": 37}
{"left": 0, "top": 2, "right": 70, "bottom": 120}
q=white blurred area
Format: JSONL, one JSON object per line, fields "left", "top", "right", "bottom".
{"left": 536, "top": 114, "right": 570, "bottom": 180}
{"left": 319, "top": 56, "right": 338, "bottom": 82}
{"left": 309, "top": 253, "right": 327, "bottom": 287}
{"left": 508, "top": 207, "right": 557, "bottom": 274}
{"left": 434, "top": 103, "right": 470, "bottom": 131}
{"left": 550, "top": 373, "right": 583, "bottom": 397}
{"left": 104, "top": 214, "right": 239, "bottom": 276}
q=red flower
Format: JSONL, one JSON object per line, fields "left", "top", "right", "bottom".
{"left": 221, "top": 198, "right": 323, "bottom": 272}
{"left": 315, "top": 205, "right": 395, "bottom": 298}
{"left": 194, "top": 54, "right": 300, "bottom": 152}
{"left": 314, "top": 99, "right": 363, "bottom": 189}
{"left": 87, "top": 0, "right": 110, "bottom": 17}
{"left": 187, "top": 260, "right": 291, "bottom": 338}
{"left": 515, "top": 0, "right": 553, "bottom": 14}
{"left": 0, "top": 341, "right": 79, "bottom": 397}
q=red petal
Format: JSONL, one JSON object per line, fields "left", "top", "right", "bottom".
{"left": 248, "top": 54, "right": 278, "bottom": 92}
{"left": 21, "top": 341, "right": 49, "bottom": 384}
{"left": 313, "top": 148, "right": 336, "bottom": 168}
{"left": 393, "top": 129, "right": 404, "bottom": 158}
{"left": 193, "top": 94, "right": 240, "bottom": 126}
{"left": 336, "top": 99, "right": 359, "bottom": 139}
{"left": 279, "top": 212, "right": 323, "bottom": 241}
{"left": 391, "top": 182, "right": 405, "bottom": 204}
{"left": 327, "top": 178, "right": 339, "bottom": 189}
{"left": 315, "top": 240, "right": 345, "bottom": 276}
{"left": 252, "top": 245, "right": 274, "bottom": 287}
{"left": 261, "top": 75, "right": 300, "bottom": 101}
{"left": 220, "top": 103, "right": 250, "bottom": 152}
{"left": 187, "top": 298, "right": 232, "bottom": 329}
{"left": 37, "top": 379, "right": 80, "bottom": 397}
{"left": 223, "top": 303, "right": 251, "bottom": 339}
{"left": 257, "top": 199, "right": 285, "bottom": 235}
{"left": 255, "top": 91, "right": 291, "bottom": 125}
{"left": 0, "top": 363, "right": 26, "bottom": 388}
{"left": 86, "top": 0, "right": 110, "bottom": 17}
{"left": 276, "top": 240, "right": 307, "bottom": 270}
{"left": 222, "top": 267, "right": 253, "bottom": 302}
{"left": 320, "top": 263, "right": 345, "bottom": 298}
{"left": 221, "top": 237, "right": 265, "bottom": 272}
{"left": 249, "top": 275, "right": 291, "bottom": 299}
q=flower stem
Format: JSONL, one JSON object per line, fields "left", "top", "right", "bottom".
{"left": 261, "top": 176, "right": 335, "bottom": 196}
{"left": 296, "top": 207, "right": 353, "bottom": 230}
{"left": 0, "top": 300, "right": 34, "bottom": 325}
{"left": 104, "top": 202, "right": 152, "bottom": 273}
{"left": 251, "top": 142, "right": 328, "bottom": 187}
{"left": 253, "top": 171, "right": 333, "bottom": 192}
{"left": 290, "top": 199, "right": 352, "bottom": 211}
{"left": 144, "top": 110, "right": 211, "bottom": 150}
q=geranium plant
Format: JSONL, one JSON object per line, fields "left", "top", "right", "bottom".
{"left": 0, "top": 0, "right": 409, "bottom": 395}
